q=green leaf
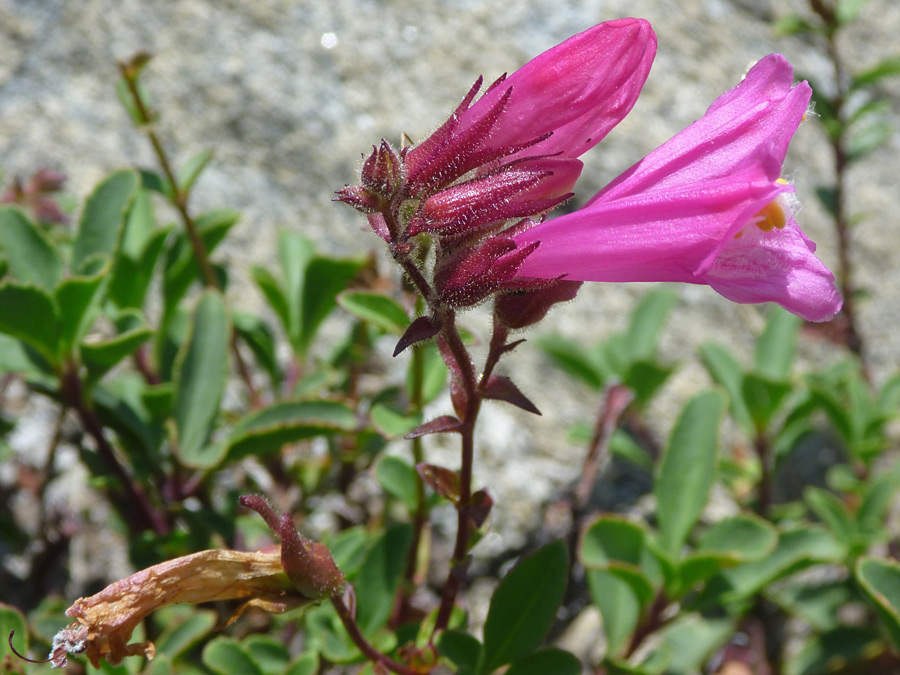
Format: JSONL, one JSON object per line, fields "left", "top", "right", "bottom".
{"left": 119, "top": 187, "right": 156, "bottom": 258}
{"left": 251, "top": 265, "right": 290, "bottom": 334}
{"left": 741, "top": 373, "right": 792, "bottom": 430}
{"left": 0, "top": 206, "right": 62, "bottom": 289}
{"left": 285, "top": 651, "right": 319, "bottom": 675}
{"left": 225, "top": 400, "right": 358, "bottom": 460}
{"left": 82, "top": 326, "right": 154, "bottom": 381}
{"left": 0, "top": 281, "right": 60, "bottom": 363}
{"left": 815, "top": 185, "right": 838, "bottom": 218}
{"left": 296, "top": 256, "right": 363, "bottom": 354}
{"left": 370, "top": 403, "right": 422, "bottom": 439}
{"left": 338, "top": 291, "right": 409, "bottom": 334}
{"left": 55, "top": 265, "right": 109, "bottom": 358}
{"left": 155, "top": 608, "right": 217, "bottom": 660}
{"left": 655, "top": 391, "right": 726, "bottom": 554}
{"left": 609, "top": 430, "right": 653, "bottom": 470}
{"left": 658, "top": 616, "right": 732, "bottom": 675}
{"left": 242, "top": 634, "right": 290, "bottom": 675}
{"left": 769, "top": 579, "right": 854, "bottom": 632}
{"left": 588, "top": 569, "right": 640, "bottom": 659}
{"left": 480, "top": 541, "right": 568, "bottom": 674}
{"left": 856, "top": 557, "right": 900, "bottom": 648}
{"left": 580, "top": 516, "right": 663, "bottom": 593}
{"left": 375, "top": 455, "right": 419, "bottom": 512}
{"left": 355, "top": 523, "right": 413, "bottom": 636}
{"left": 678, "top": 515, "right": 778, "bottom": 592}
{"left": 328, "top": 527, "right": 369, "bottom": 578}
{"left": 858, "top": 467, "right": 900, "bottom": 535}
{"left": 72, "top": 169, "right": 139, "bottom": 273}
{"left": 277, "top": 230, "right": 315, "bottom": 342}
{"left": 233, "top": 312, "right": 281, "bottom": 389}
{"left": 438, "top": 630, "right": 483, "bottom": 671}
{"left": 754, "top": 307, "right": 801, "bottom": 380}
{"left": 836, "top": 0, "right": 868, "bottom": 24}
{"left": 174, "top": 291, "right": 230, "bottom": 467}
{"left": 505, "top": 648, "right": 581, "bottom": 675}
{"left": 698, "top": 342, "right": 753, "bottom": 434}
{"left": 846, "top": 120, "right": 891, "bottom": 162}
{"left": 0, "top": 333, "right": 47, "bottom": 375}
{"left": 695, "top": 514, "right": 778, "bottom": 559}
{"left": 805, "top": 487, "right": 857, "bottom": 546}
{"left": 538, "top": 334, "right": 604, "bottom": 390}
{"left": 626, "top": 288, "right": 675, "bottom": 362}
{"left": 162, "top": 210, "right": 239, "bottom": 321}
{"left": 178, "top": 148, "right": 214, "bottom": 195}
{"left": 109, "top": 226, "right": 169, "bottom": 309}
{"left": 202, "top": 637, "right": 262, "bottom": 675}
{"left": 784, "top": 627, "right": 881, "bottom": 675}
{"left": 851, "top": 54, "right": 900, "bottom": 90}
{"left": 701, "top": 528, "right": 846, "bottom": 606}
{"left": 625, "top": 360, "right": 673, "bottom": 406}
{"left": 0, "top": 603, "right": 28, "bottom": 662}
{"left": 773, "top": 13, "right": 817, "bottom": 35}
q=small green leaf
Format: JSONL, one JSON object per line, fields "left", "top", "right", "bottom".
{"left": 658, "top": 616, "right": 732, "bottom": 675}
{"left": 355, "top": 524, "right": 413, "bottom": 636}
{"left": 742, "top": 373, "right": 792, "bottom": 430}
{"left": 784, "top": 627, "right": 882, "bottom": 675}
{"left": 251, "top": 265, "right": 290, "bottom": 332}
{"left": 856, "top": 557, "right": 900, "bottom": 649}
{"left": 375, "top": 455, "right": 419, "bottom": 512}
{"left": 82, "top": 326, "right": 154, "bottom": 381}
{"left": 505, "top": 648, "right": 581, "bottom": 675}
{"left": 805, "top": 487, "right": 857, "bottom": 546}
{"left": 155, "top": 609, "right": 217, "bottom": 660}
{"left": 174, "top": 291, "right": 230, "bottom": 467}
{"left": 698, "top": 342, "right": 753, "bottom": 434}
{"left": 242, "top": 634, "right": 290, "bottom": 675}
{"left": 754, "top": 307, "right": 801, "bottom": 380}
{"left": 851, "top": 54, "right": 900, "bottom": 90}
{"left": 338, "top": 291, "right": 409, "bottom": 334}
{"left": 178, "top": 148, "right": 214, "bottom": 195}
{"left": 55, "top": 265, "right": 109, "bottom": 358}
{"left": 480, "top": 541, "right": 568, "bottom": 674}
{"left": 625, "top": 360, "right": 673, "bottom": 406}
{"left": 225, "top": 400, "right": 358, "bottom": 460}
{"left": 285, "top": 651, "right": 319, "bottom": 675}
{"left": 836, "top": 0, "right": 868, "bottom": 24}
{"left": 0, "top": 603, "right": 28, "bottom": 662}
{"left": 233, "top": 312, "right": 281, "bottom": 389}
{"left": 72, "top": 169, "right": 139, "bottom": 273}
{"left": 773, "top": 13, "right": 817, "bottom": 35}
{"left": 815, "top": 186, "right": 838, "bottom": 218}
{"left": 438, "top": 630, "right": 483, "bottom": 671}
{"left": 655, "top": 391, "right": 726, "bottom": 554}
{"left": 858, "top": 467, "right": 900, "bottom": 535}
{"left": 846, "top": 120, "right": 891, "bottom": 162}
{"left": 202, "top": 637, "right": 262, "bottom": 675}
{"left": 370, "top": 403, "right": 422, "bottom": 439}
{"left": 695, "top": 514, "right": 778, "bottom": 560}
{"left": 109, "top": 226, "right": 169, "bottom": 309}
{"left": 769, "top": 580, "right": 853, "bottom": 632}
{"left": 538, "top": 334, "right": 604, "bottom": 390}
{"left": 588, "top": 569, "right": 640, "bottom": 659}
{"left": 580, "top": 516, "right": 663, "bottom": 590}
{"left": 296, "top": 256, "right": 363, "bottom": 354}
{"left": 329, "top": 526, "right": 369, "bottom": 578}
{"left": 0, "top": 333, "right": 47, "bottom": 375}
{"left": 0, "top": 281, "right": 60, "bottom": 363}
{"left": 626, "top": 288, "right": 675, "bottom": 362}
{"left": 0, "top": 206, "right": 62, "bottom": 290}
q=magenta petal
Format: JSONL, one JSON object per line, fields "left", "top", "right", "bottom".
{"left": 701, "top": 219, "right": 843, "bottom": 322}
{"left": 459, "top": 18, "right": 657, "bottom": 160}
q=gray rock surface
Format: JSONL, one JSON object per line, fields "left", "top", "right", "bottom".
{"left": 2, "top": 0, "right": 898, "bottom": 601}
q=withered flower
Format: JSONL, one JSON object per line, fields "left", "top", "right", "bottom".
{"left": 49, "top": 495, "right": 345, "bottom": 668}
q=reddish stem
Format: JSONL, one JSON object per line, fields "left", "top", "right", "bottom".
{"left": 331, "top": 593, "right": 419, "bottom": 675}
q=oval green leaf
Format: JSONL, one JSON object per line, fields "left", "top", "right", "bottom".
{"left": 202, "top": 637, "right": 262, "bottom": 675}
{"left": 338, "top": 291, "right": 409, "bottom": 335}
{"left": 174, "top": 290, "right": 229, "bottom": 467}
{"left": 655, "top": 390, "right": 726, "bottom": 555}
{"left": 226, "top": 400, "right": 358, "bottom": 461}
{"left": 0, "top": 206, "right": 62, "bottom": 290}
{"left": 856, "top": 557, "right": 900, "bottom": 649}
{"left": 505, "top": 648, "right": 580, "bottom": 675}
{"left": 0, "top": 281, "right": 60, "bottom": 363}
{"left": 587, "top": 569, "right": 640, "bottom": 659}
{"left": 480, "top": 540, "right": 568, "bottom": 674}
{"left": 72, "top": 169, "right": 139, "bottom": 273}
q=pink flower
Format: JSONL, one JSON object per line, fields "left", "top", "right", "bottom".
{"left": 514, "top": 55, "right": 843, "bottom": 322}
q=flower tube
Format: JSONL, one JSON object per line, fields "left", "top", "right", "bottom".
{"left": 514, "top": 55, "right": 842, "bottom": 322}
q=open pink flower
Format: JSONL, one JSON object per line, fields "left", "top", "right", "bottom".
{"left": 514, "top": 55, "right": 842, "bottom": 322}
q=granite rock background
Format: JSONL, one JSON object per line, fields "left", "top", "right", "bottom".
{"left": 1, "top": 0, "right": 898, "bottom": 605}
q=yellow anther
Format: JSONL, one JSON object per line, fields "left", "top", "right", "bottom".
{"left": 753, "top": 200, "right": 787, "bottom": 232}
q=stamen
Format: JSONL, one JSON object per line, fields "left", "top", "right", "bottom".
{"left": 753, "top": 200, "right": 787, "bottom": 232}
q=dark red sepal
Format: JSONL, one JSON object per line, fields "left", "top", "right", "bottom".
{"left": 404, "top": 415, "right": 463, "bottom": 439}
{"left": 394, "top": 315, "right": 441, "bottom": 356}
{"left": 481, "top": 374, "right": 541, "bottom": 415}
